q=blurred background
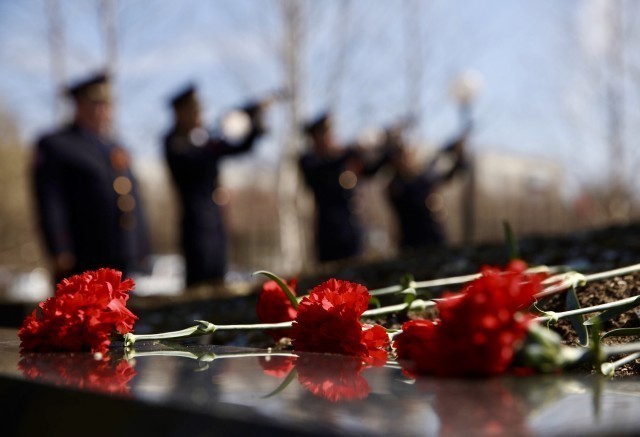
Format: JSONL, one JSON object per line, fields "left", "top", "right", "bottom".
{"left": 1, "top": 0, "right": 639, "bottom": 300}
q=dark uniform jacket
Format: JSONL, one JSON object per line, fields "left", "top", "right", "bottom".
{"left": 164, "top": 127, "right": 261, "bottom": 286}
{"left": 300, "top": 147, "right": 387, "bottom": 263}
{"left": 388, "top": 146, "right": 466, "bottom": 249}
{"left": 33, "top": 124, "right": 149, "bottom": 280}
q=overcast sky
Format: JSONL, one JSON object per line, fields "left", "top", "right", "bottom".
{"left": 1, "top": 0, "right": 638, "bottom": 197}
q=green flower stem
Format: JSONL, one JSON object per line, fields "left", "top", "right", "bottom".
{"left": 124, "top": 324, "right": 213, "bottom": 347}
{"left": 534, "top": 295, "right": 640, "bottom": 323}
{"left": 584, "top": 263, "right": 640, "bottom": 282}
{"left": 601, "top": 352, "right": 640, "bottom": 376}
{"left": 599, "top": 342, "right": 640, "bottom": 376}
{"left": 536, "top": 272, "right": 587, "bottom": 298}
{"left": 126, "top": 350, "right": 203, "bottom": 360}
{"left": 126, "top": 349, "right": 298, "bottom": 361}
{"left": 263, "top": 369, "right": 298, "bottom": 399}
{"left": 368, "top": 284, "right": 403, "bottom": 297}
{"left": 362, "top": 303, "right": 407, "bottom": 317}
{"left": 536, "top": 263, "right": 640, "bottom": 298}
{"left": 362, "top": 299, "right": 435, "bottom": 318}
{"left": 368, "top": 265, "right": 561, "bottom": 298}
{"left": 603, "top": 342, "right": 640, "bottom": 356}
{"left": 124, "top": 320, "right": 293, "bottom": 347}
{"left": 211, "top": 352, "right": 298, "bottom": 359}
{"left": 368, "top": 273, "right": 481, "bottom": 297}
{"left": 254, "top": 270, "right": 299, "bottom": 309}
{"left": 412, "top": 273, "right": 481, "bottom": 289}
{"left": 214, "top": 322, "right": 293, "bottom": 331}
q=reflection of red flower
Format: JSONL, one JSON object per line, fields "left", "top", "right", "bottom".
{"left": 19, "top": 269, "right": 137, "bottom": 353}
{"left": 291, "top": 279, "right": 389, "bottom": 366}
{"left": 296, "top": 354, "right": 370, "bottom": 402}
{"left": 18, "top": 353, "right": 136, "bottom": 395}
{"left": 258, "top": 355, "right": 297, "bottom": 378}
{"left": 256, "top": 279, "right": 298, "bottom": 340}
{"left": 432, "top": 379, "right": 531, "bottom": 436}
{"left": 394, "top": 260, "right": 542, "bottom": 376}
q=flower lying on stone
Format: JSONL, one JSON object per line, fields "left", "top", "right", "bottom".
{"left": 394, "top": 260, "right": 543, "bottom": 376}
{"left": 291, "top": 279, "right": 389, "bottom": 366}
{"left": 19, "top": 269, "right": 137, "bottom": 353}
{"left": 20, "top": 259, "right": 640, "bottom": 380}
{"left": 256, "top": 279, "right": 298, "bottom": 340}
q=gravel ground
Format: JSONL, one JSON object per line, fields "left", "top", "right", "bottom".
{"left": 536, "top": 272, "right": 640, "bottom": 376}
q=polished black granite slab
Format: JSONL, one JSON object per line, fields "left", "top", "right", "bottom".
{"left": 1, "top": 328, "right": 640, "bottom": 436}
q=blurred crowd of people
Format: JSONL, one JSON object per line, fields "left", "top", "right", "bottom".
{"left": 32, "top": 72, "right": 468, "bottom": 288}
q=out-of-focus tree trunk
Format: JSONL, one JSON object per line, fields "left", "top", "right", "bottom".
{"left": 46, "top": 0, "right": 66, "bottom": 122}
{"left": 277, "top": 0, "right": 306, "bottom": 274}
{"left": 100, "top": 0, "right": 118, "bottom": 74}
{"left": 606, "top": 0, "right": 628, "bottom": 223}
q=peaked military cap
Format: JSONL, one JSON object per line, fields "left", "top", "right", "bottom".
{"left": 66, "top": 72, "right": 112, "bottom": 102}
{"left": 170, "top": 84, "right": 198, "bottom": 109}
{"left": 303, "top": 112, "right": 331, "bottom": 136}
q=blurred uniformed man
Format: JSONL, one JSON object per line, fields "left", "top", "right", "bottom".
{"left": 33, "top": 73, "right": 150, "bottom": 283}
{"left": 164, "top": 84, "right": 266, "bottom": 286}
{"left": 300, "top": 113, "right": 388, "bottom": 263}
{"left": 386, "top": 128, "right": 468, "bottom": 250}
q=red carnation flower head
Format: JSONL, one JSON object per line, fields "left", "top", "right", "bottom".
{"left": 291, "top": 278, "right": 389, "bottom": 366}
{"left": 392, "top": 319, "right": 439, "bottom": 376}
{"left": 394, "top": 260, "right": 542, "bottom": 376}
{"left": 256, "top": 279, "right": 298, "bottom": 340}
{"left": 19, "top": 268, "right": 138, "bottom": 354}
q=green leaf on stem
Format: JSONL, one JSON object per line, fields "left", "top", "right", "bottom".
{"left": 587, "top": 319, "right": 604, "bottom": 375}
{"left": 401, "top": 288, "right": 417, "bottom": 306}
{"left": 399, "top": 273, "right": 415, "bottom": 291}
{"left": 591, "top": 374, "right": 603, "bottom": 419}
{"left": 262, "top": 369, "right": 298, "bottom": 399}
{"left": 514, "top": 323, "right": 584, "bottom": 373}
{"left": 602, "top": 327, "right": 640, "bottom": 340}
{"left": 584, "top": 296, "right": 640, "bottom": 327}
{"left": 502, "top": 220, "right": 519, "bottom": 260}
{"left": 254, "top": 270, "right": 298, "bottom": 310}
{"left": 369, "top": 296, "right": 381, "bottom": 309}
{"left": 566, "top": 284, "right": 588, "bottom": 346}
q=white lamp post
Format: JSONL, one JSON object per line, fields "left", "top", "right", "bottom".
{"left": 450, "top": 69, "right": 483, "bottom": 131}
{"left": 450, "top": 70, "right": 483, "bottom": 245}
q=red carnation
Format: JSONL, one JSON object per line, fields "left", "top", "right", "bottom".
{"left": 19, "top": 269, "right": 137, "bottom": 353}
{"left": 394, "top": 319, "right": 436, "bottom": 361}
{"left": 394, "top": 261, "right": 542, "bottom": 376}
{"left": 291, "top": 279, "right": 389, "bottom": 366}
{"left": 296, "top": 354, "right": 370, "bottom": 402}
{"left": 256, "top": 279, "right": 298, "bottom": 340}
